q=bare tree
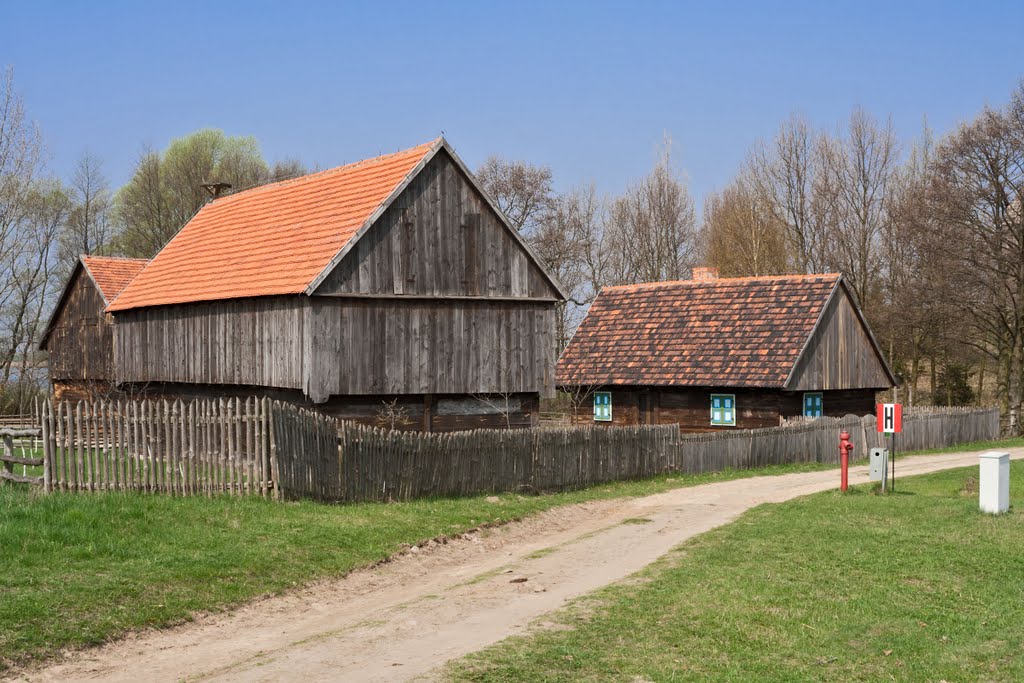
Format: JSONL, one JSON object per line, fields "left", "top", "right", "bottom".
{"left": 531, "top": 184, "right": 608, "bottom": 349}
{"left": 269, "top": 159, "right": 307, "bottom": 182}
{"left": 0, "top": 181, "right": 66, "bottom": 409}
{"left": 374, "top": 398, "right": 413, "bottom": 431}
{"left": 816, "top": 108, "right": 900, "bottom": 308}
{"left": 476, "top": 156, "right": 553, "bottom": 233}
{"left": 918, "top": 89, "right": 1024, "bottom": 432}
{"left": 0, "top": 66, "right": 44, "bottom": 271}
{"left": 0, "top": 66, "right": 54, "bottom": 413}
{"left": 748, "top": 114, "right": 826, "bottom": 273}
{"left": 60, "top": 151, "right": 111, "bottom": 271}
{"left": 473, "top": 392, "right": 519, "bottom": 429}
{"left": 609, "top": 137, "right": 698, "bottom": 283}
{"left": 703, "top": 173, "right": 789, "bottom": 277}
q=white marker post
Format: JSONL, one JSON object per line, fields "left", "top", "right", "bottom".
{"left": 979, "top": 451, "right": 1010, "bottom": 514}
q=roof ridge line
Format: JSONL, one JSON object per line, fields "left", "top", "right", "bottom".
{"left": 603, "top": 272, "right": 842, "bottom": 292}
{"left": 81, "top": 254, "right": 150, "bottom": 263}
{"left": 207, "top": 138, "right": 442, "bottom": 205}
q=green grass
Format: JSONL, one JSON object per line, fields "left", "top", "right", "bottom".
{"left": 0, "top": 460, "right": 836, "bottom": 671}
{"left": 449, "top": 459, "right": 1024, "bottom": 682}
{"left": 0, "top": 437, "right": 1017, "bottom": 673}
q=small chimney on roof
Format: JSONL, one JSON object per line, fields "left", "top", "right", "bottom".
{"left": 692, "top": 266, "right": 719, "bottom": 282}
{"left": 200, "top": 182, "right": 233, "bottom": 200}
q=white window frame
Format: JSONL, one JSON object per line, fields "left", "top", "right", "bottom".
{"left": 710, "top": 393, "right": 736, "bottom": 427}
{"left": 593, "top": 391, "right": 612, "bottom": 422}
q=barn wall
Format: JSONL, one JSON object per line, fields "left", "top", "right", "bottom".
{"left": 114, "top": 296, "right": 556, "bottom": 402}
{"left": 45, "top": 267, "right": 114, "bottom": 382}
{"left": 317, "top": 393, "right": 539, "bottom": 431}
{"left": 114, "top": 382, "right": 539, "bottom": 432}
{"left": 576, "top": 387, "right": 878, "bottom": 432}
{"left": 113, "top": 296, "right": 308, "bottom": 390}
{"left": 305, "top": 298, "right": 557, "bottom": 401}
{"left": 316, "top": 149, "right": 558, "bottom": 300}
{"left": 789, "top": 288, "right": 892, "bottom": 391}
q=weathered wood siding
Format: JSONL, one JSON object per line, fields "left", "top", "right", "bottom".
{"left": 109, "top": 149, "right": 562, "bottom": 416}
{"left": 108, "top": 382, "right": 540, "bottom": 432}
{"left": 316, "top": 149, "right": 559, "bottom": 300}
{"left": 788, "top": 288, "right": 891, "bottom": 391}
{"left": 45, "top": 266, "right": 113, "bottom": 382}
{"left": 318, "top": 393, "right": 539, "bottom": 431}
{"left": 114, "top": 297, "right": 308, "bottom": 390}
{"left": 114, "top": 297, "right": 556, "bottom": 402}
{"left": 578, "top": 387, "right": 877, "bottom": 432}
{"left": 305, "top": 298, "right": 556, "bottom": 401}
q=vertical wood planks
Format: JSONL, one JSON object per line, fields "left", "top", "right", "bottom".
{"left": 31, "top": 400, "right": 1001, "bottom": 502}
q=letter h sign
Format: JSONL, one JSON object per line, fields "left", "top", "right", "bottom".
{"left": 876, "top": 403, "right": 902, "bottom": 434}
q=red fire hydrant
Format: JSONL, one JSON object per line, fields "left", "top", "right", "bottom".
{"left": 839, "top": 430, "right": 854, "bottom": 492}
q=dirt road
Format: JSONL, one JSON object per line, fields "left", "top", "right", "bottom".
{"left": 12, "top": 448, "right": 1021, "bottom": 683}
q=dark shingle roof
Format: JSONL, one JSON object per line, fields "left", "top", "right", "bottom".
{"left": 556, "top": 273, "right": 842, "bottom": 388}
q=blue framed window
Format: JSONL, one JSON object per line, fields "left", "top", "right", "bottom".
{"left": 710, "top": 394, "right": 736, "bottom": 426}
{"left": 593, "top": 392, "right": 612, "bottom": 422}
{"left": 803, "top": 392, "right": 823, "bottom": 418}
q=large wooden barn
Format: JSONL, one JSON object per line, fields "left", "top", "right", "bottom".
{"left": 43, "top": 138, "right": 566, "bottom": 431}
{"left": 557, "top": 269, "right": 896, "bottom": 431}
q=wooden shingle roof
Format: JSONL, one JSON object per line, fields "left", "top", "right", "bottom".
{"left": 556, "top": 273, "right": 890, "bottom": 389}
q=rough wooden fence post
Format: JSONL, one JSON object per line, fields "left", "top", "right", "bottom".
{"left": 42, "top": 400, "right": 52, "bottom": 493}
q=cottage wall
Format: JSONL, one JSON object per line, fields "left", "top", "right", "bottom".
{"left": 577, "top": 387, "right": 877, "bottom": 431}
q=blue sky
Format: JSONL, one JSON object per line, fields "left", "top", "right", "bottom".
{"left": 5, "top": 1, "right": 1023, "bottom": 204}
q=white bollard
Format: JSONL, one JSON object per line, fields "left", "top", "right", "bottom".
{"left": 979, "top": 451, "right": 1010, "bottom": 514}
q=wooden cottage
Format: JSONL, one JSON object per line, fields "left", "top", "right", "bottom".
{"left": 40, "top": 256, "right": 149, "bottom": 401}
{"left": 556, "top": 269, "right": 896, "bottom": 431}
{"left": 44, "top": 138, "right": 566, "bottom": 430}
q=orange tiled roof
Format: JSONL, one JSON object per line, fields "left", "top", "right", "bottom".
{"left": 556, "top": 273, "right": 842, "bottom": 388}
{"left": 81, "top": 256, "right": 149, "bottom": 303}
{"left": 107, "top": 140, "right": 439, "bottom": 311}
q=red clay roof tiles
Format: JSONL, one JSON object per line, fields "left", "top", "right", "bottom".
{"left": 107, "top": 140, "right": 438, "bottom": 311}
{"left": 556, "top": 273, "right": 842, "bottom": 388}
{"left": 81, "top": 256, "right": 149, "bottom": 303}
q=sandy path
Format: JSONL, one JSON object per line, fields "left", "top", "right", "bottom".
{"left": 10, "top": 448, "right": 1021, "bottom": 683}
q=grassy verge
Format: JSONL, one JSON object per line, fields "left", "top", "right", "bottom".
{"left": 1, "top": 437, "right": 1017, "bottom": 672}
{"left": 0, "top": 460, "right": 836, "bottom": 671}
{"left": 449, "top": 459, "right": 1024, "bottom": 682}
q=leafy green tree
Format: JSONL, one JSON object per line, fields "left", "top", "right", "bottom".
{"left": 113, "top": 129, "right": 271, "bottom": 258}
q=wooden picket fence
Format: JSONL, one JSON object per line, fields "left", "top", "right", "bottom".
{"left": 7, "top": 399, "right": 1002, "bottom": 503}
{"left": 272, "top": 404, "right": 1002, "bottom": 502}
{"left": 39, "top": 397, "right": 275, "bottom": 496}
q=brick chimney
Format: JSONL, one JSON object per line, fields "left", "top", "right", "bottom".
{"left": 692, "top": 266, "right": 719, "bottom": 282}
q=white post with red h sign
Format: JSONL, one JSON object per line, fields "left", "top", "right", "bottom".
{"left": 877, "top": 403, "right": 902, "bottom": 491}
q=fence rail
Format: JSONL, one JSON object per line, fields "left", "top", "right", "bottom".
{"left": 3, "top": 399, "right": 1002, "bottom": 504}
{"left": 0, "top": 428, "right": 44, "bottom": 486}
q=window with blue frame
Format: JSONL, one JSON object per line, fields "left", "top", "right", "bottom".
{"left": 593, "top": 391, "right": 612, "bottom": 422}
{"left": 803, "top": 392, "right": 823, "bottom": 418}
{"left": 710, "top": 394, "right": 736, "bottom": 426}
